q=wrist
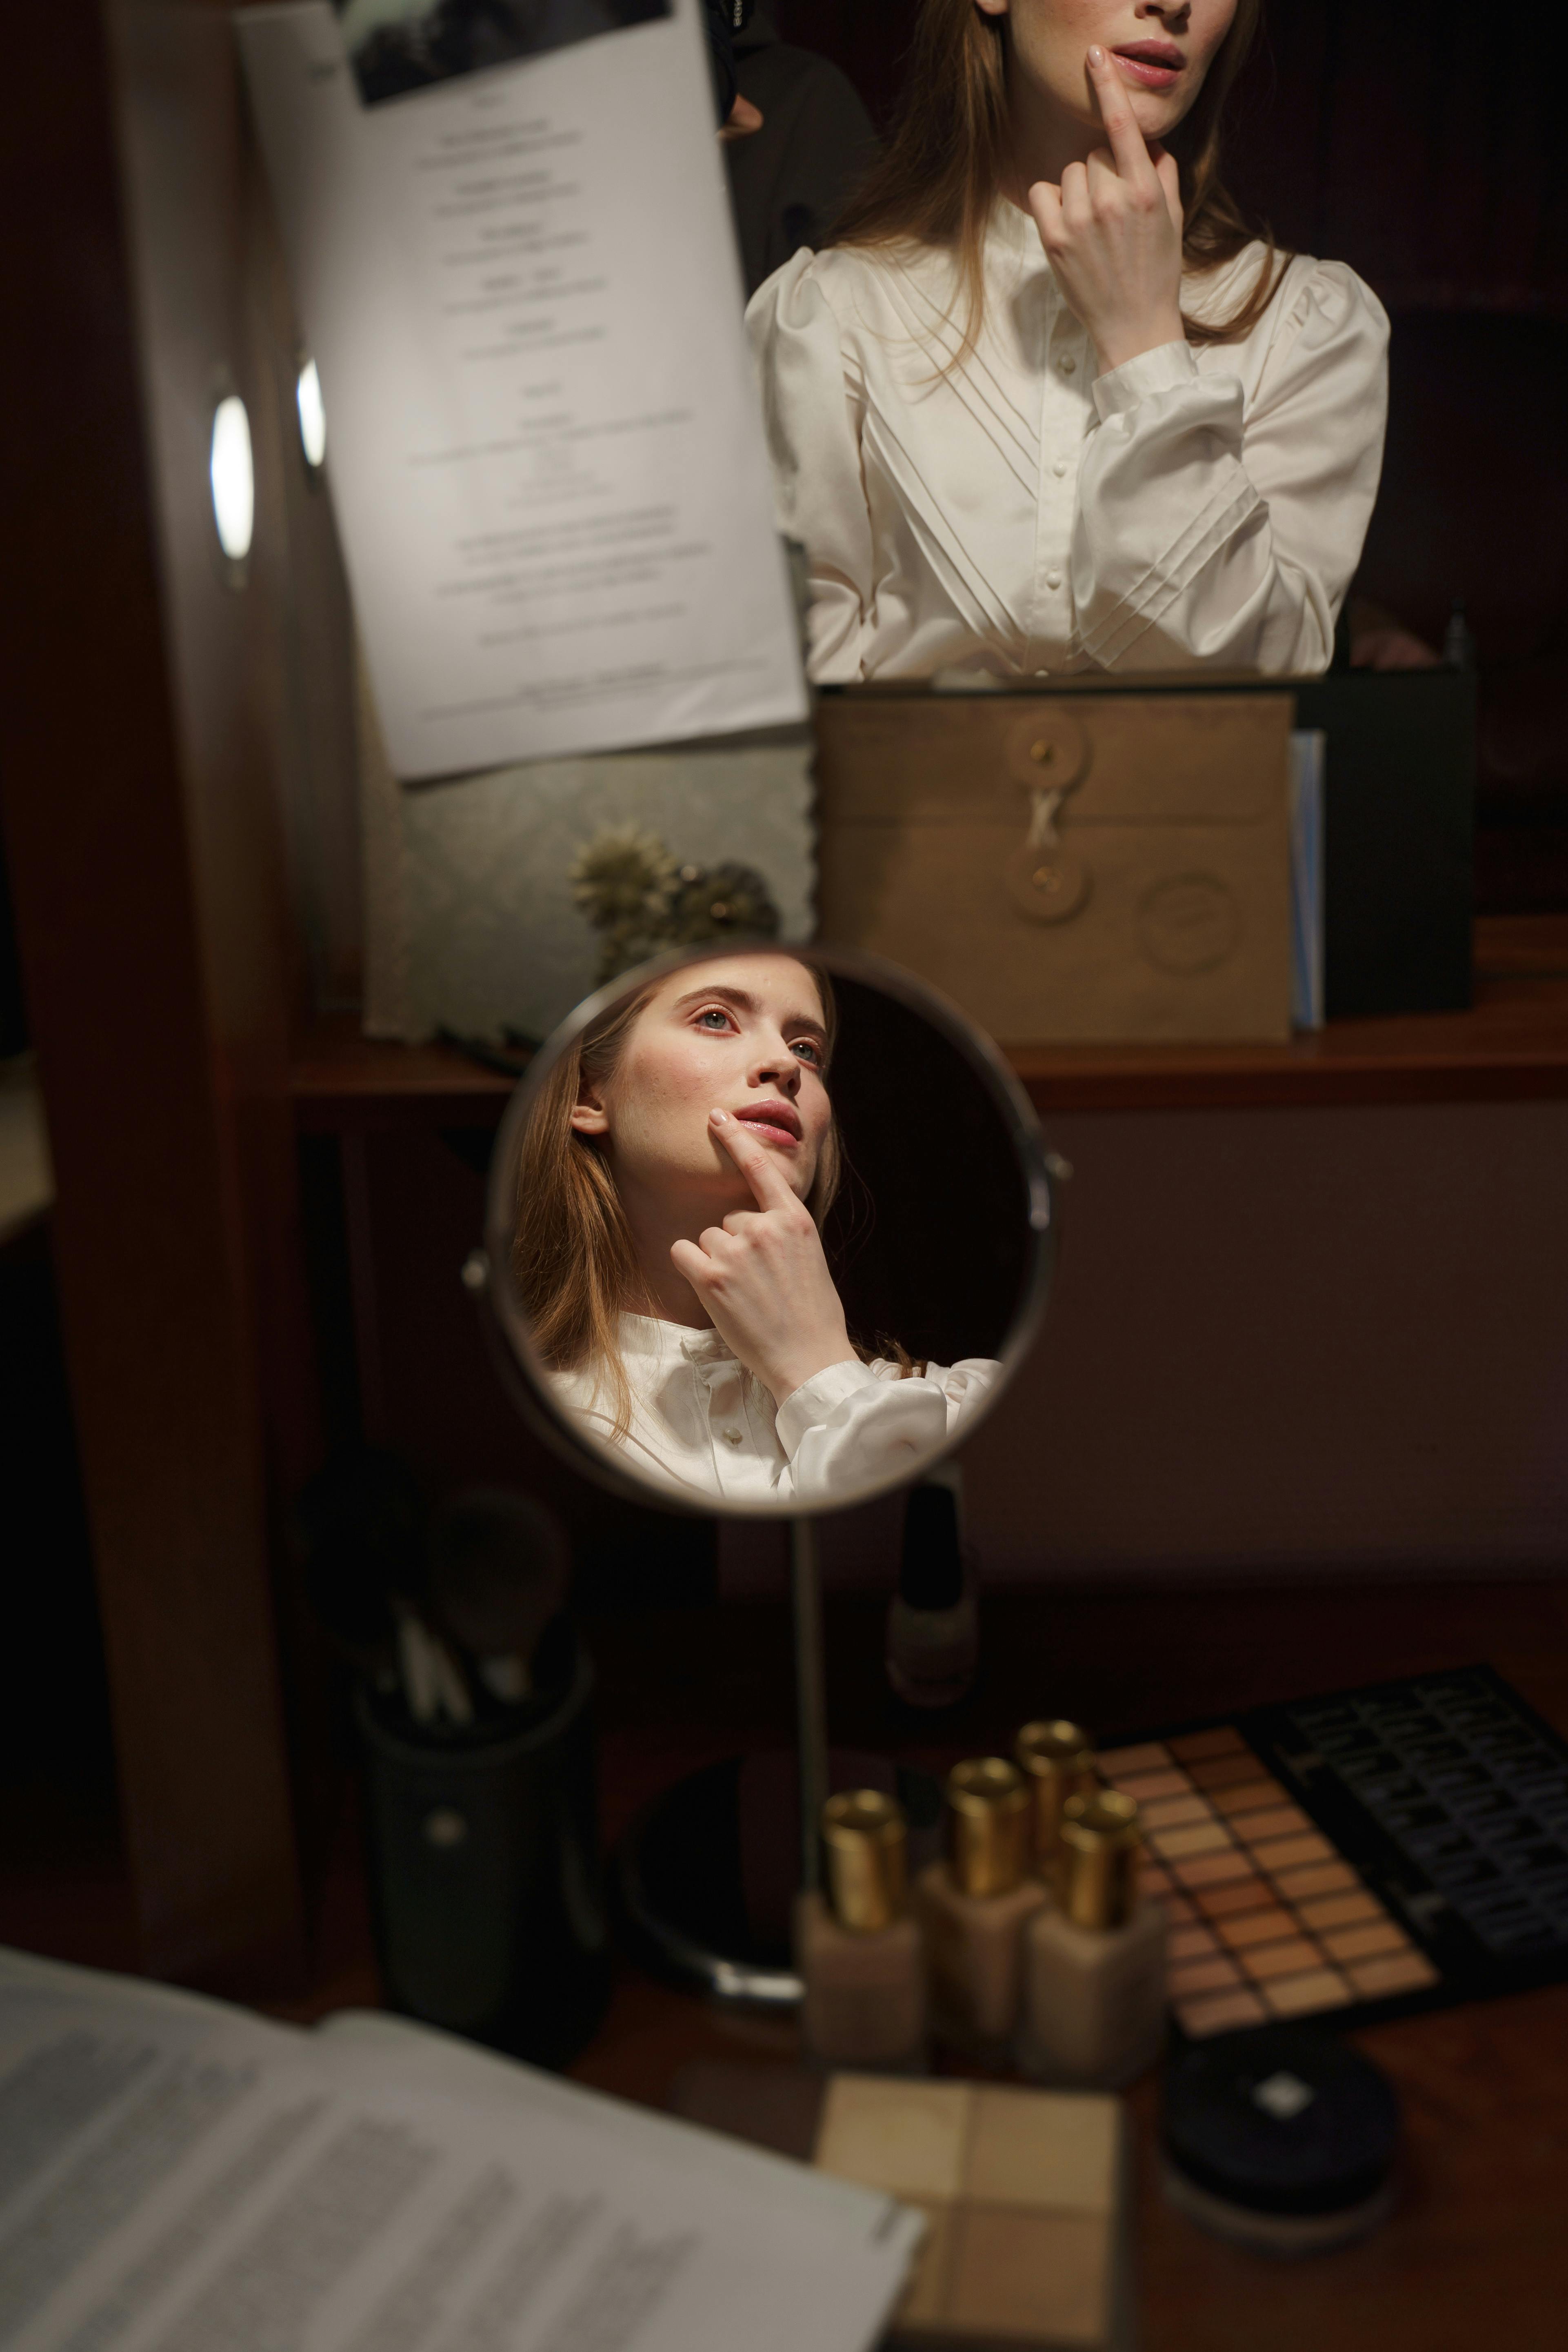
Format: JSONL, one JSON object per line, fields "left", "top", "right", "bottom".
{"left": 1094, "top": 312, "right": 1186, "bottom": 375}
{"left": 768, "top": 1335, "right": 857, "bottom": 1408}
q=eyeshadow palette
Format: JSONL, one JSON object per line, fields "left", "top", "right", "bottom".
{"left": 813, "top": 2073, "right": 1129, "bottom": 2351}
{"left": 1099, "top": 1665, "right": 1568, "bottom": 2041}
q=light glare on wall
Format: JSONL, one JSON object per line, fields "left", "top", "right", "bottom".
{"left": 296, "top": 358, "right": 326, "bottom": 471}
{"left": 209, "top": 393, "right": 255, "bottom": 564}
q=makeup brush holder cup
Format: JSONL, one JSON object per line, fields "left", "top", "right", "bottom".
{"left": 354, "top": 1633, "right": 609, "bottom": 2068}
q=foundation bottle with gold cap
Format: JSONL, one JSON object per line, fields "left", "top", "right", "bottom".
{"left": 1017, "top": 1789, "right": 1168, "bottom": 2088}
{"left": 915, "top": 1758, "right": 1046, "bottom": 2058}
{"left": 795, "top": 1791, "right": 927, "bottom": 2070}
{"left": 1015, "top": 1720, "right": 1097, "bottom": 1887}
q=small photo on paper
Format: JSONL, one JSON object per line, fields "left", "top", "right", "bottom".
{"left": 335, "top": 0, "right": 672, "bottom": 106}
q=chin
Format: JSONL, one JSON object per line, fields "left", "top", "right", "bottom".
{"left": 1129, "top": 93, "right": 1177, "bottom": 136}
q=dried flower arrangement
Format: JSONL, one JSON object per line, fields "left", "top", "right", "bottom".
{"left": 569, "top": 824, "right": 781, "bottom": 985}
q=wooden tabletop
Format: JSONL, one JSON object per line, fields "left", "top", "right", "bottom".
{"left": 290, "top": 916, "right": 1568, "bottom": 1124}
{"left": 569, "top": 1581, "right": 1568, "bottom": 2352}
{"left": 556, "top": 1967, "right": 1568, "bottom": 2352}
{"left": 12, "top": 1578, "right": 1568, "bottom": 2348}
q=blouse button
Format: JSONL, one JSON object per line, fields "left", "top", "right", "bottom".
{"left": 1046, "top": 569, "right": 1063, "bottom": 591}
{"left": 1053, "top": 458, "right": 1069, "bottom": 478}
{"left": 721, "top": 1426, "right": 743, "bottom": 1446}
{"left": 1059, "top": 355, "right": 1077, "bottom": 375}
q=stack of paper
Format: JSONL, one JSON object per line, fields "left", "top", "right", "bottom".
{"left": 0, "top": 1949, "right": 920, "bottom": 2352}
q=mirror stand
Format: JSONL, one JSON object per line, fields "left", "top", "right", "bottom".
{"left": 615, "top": 1513, "right": 948, "bottom": 2008}
{"left": 614, "top": 1516, "right": 828, "bottom": 2009}
{"left": 790, "top": 1516, "right": 828, "bottom": 1902}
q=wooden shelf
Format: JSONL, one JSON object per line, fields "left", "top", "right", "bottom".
{"left": 290, "top": 916, "right": 1568, "bottom": 1127}
{"left": 291, "top": 1021, "right": 516, "bottom": 1130}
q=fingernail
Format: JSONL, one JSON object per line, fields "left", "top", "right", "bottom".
{"left": 709, "top": 1107, "right": 727, "bottom": 1124}
{"left": 1088, "top": 44, "right": 1105, "bottom": 65}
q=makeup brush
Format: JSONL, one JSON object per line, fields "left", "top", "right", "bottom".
{"left": 392, "top": 1600, "right": 474, "bottom": 1728}
{"left": 291, "top": 1453, "right": 478, "bottom": 1728}
{"left": 429, "top": 1488, "right": 571, "bottom": 1704}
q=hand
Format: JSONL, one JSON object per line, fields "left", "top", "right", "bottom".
{"left": 669, "top": 1109, "right": 855, "bottom": 1405}
{"left": 1347, "top": 599, "right": 1441, "bottom": 672}
{"left": 719, "top": 94, "right": 763, "bottom": 142}
{"left": 1352, "top": 625, "right": 1441, "bottom": 673}
{"left": 1026, "top": 46, "right": 1186, "bottom": 375}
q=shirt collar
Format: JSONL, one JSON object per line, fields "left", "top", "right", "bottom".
{"left": 618, "top": 1313, "right": 736, "bottom": 1369}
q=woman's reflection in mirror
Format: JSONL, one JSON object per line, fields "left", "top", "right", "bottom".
{"left": 748, "top": 0, "right": 1388, "bottom": 683}
{"left": 513, "top": 955, "right": 998, "bottom": 1504}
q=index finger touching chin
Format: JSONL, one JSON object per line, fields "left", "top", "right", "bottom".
{"left": 708, "top": 1107, "right": 796, "bottom": 1209}
{"left": 1085, "top": 43, "right": 1154, "bottom": 180}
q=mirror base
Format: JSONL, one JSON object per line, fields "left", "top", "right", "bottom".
{"left": 614, "top": 1751, "right": 944, "bottom": 2008}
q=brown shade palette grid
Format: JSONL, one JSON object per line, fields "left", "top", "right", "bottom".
{"left": 1099, "top": 1727, "right": 1439, "bottom": 2038}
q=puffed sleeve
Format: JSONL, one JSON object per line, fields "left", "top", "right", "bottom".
{"left": 1071, "top": 260, "right": 1389, "bottom": 675}
{"left": 772, "top": 1357, "right": 999, "bottom": 1505}
{"left": 746, "top": 251, "right": 875, "bottom": 682}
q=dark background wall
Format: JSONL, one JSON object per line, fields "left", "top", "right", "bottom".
{"left": 775, "top": 0, "right": 1568, "bottom": 911}
{"left": 775, "top": 0, "right": 1565, "bottom": 308}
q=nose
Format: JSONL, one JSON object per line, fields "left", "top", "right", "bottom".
{"left": 750, "top": 1034, "right": 802, "bottom": 1097}
{"left": 1136, "top": 0, "right": 1190, "bottom": 23}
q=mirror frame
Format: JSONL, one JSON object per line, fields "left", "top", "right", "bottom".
{"left": 469, "top": 941, "right": 1058, "bottom": 1519}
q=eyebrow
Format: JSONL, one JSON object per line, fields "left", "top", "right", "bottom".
{"left": 669, "top": 982, "right": 827, "bottom": 1042}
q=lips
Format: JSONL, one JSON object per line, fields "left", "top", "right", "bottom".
{"left": 1112, "top": 40, "right": 1184, "bottom": 89}
{"left": 732, "top": 1100, "right": 801, "bottom": 1144}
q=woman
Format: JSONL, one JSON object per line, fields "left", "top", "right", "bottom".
{"left": 748, "top": 0, "right": 1388, "bottom": 683}
{"left": 513, "top": 954, "right": 998, "bottom": 1504}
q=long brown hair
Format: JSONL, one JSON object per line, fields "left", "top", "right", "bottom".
{"left": 513, "top": 962, "right": 846, "bottom": 1437}
{"left": 829, "top": 0, "right": 1284, "bottom": 358}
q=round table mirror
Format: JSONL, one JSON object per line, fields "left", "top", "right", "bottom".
{"left": 466, "top": 941, "right": 1059, "bottom": 1997}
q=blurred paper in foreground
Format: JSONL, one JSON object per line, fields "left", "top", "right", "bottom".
{"left": 0, "top": 1948, "right": 919, "bottom": 2351}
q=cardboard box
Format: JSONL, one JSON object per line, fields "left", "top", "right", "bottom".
{"left": 815, "top": 689, "right": 1296, "bottom": 1044}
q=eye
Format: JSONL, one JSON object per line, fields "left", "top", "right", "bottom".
{"left": 694, "top": 1004, "right": 736, "bottom": 1033}
{"left": 791, "top": 1038, "right": 824, "bottom": 1069}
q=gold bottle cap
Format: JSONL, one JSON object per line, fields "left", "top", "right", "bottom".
{"left": 946, "top": 1758, "right": 1030, "bottom": 1897}
{"left": 822, "top": 1790, "right": 908, "bottom": 1932}
{"left": 1014, "top": 1720, "right": 1096, "bottom": 1870}
{"left": 1059, "top": 1790, "right": 1142, "bottom": 1930}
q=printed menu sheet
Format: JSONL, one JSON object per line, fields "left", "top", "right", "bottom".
{"left": 0, "top": 1952, "right": 919, "bottom": 2352}
{"left": 238, "top": 2, "right": 806, "bottom": 780}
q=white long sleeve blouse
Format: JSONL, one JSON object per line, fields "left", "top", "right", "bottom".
{"left": 746, "top": 202, "right": 1389, "bottom": 683}
{"left": 550, "top": 1315, "right": 998, "bottom": 1507}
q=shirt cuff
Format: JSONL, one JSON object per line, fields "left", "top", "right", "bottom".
{"left": 775, "top": 1358, "right": 877, "bottom": 1457}
{"left": 1093, "top": 339, "right": 1197, "bottom": 419}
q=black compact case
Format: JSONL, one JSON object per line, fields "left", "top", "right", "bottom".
{"left": 1162, "top": 2026, "right": 1402, "bottom": 2254}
